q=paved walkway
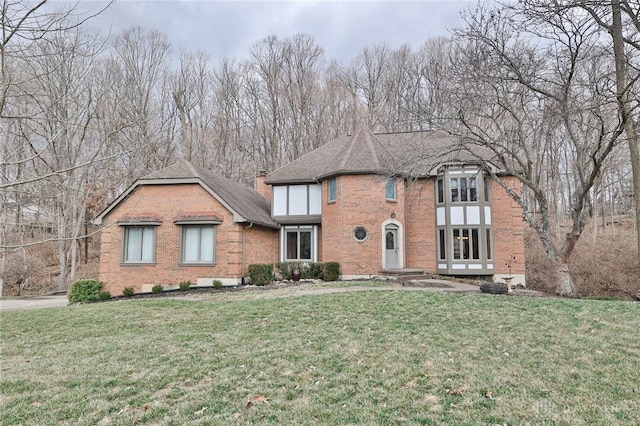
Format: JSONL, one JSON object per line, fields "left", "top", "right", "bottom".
{"left": 0, "top": 295, "right": 69, "bottom": 312}
{"left": 0, "top": 280, "right": 548, "bottom": 312}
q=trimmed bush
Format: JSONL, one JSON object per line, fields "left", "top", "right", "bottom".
{"left": 151, "top": 284, "right": 163, "bottom": 294}
{"left": 323, "top": 262, "right": 340, "bottom": 282}
{"left": 98, "top": 291, "right": 111, "bottom": 301}
{"left": 67, "top": 279, "right": 103, "bottom": 304}
{"left": 248, "top": 263, "right": 273, "bottom": 286}
{"left": 122, "top": 287, "right": 135, "bottom": 298}
{"left": 307, "top": 262, "right": 324, "bottom": 279}
{"left": 213, "top": 280, "right": 223, "bottom": 290}
{"left": 179, "top": 281, "right": 191, "bottom": 291}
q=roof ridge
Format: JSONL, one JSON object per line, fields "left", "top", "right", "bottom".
{"left": 363, "top": 128, "right": 381, "bottom": 169}
{"left": 338, "top": 126, "right": 360, "bottom": 170}
{"left": 182, "top": 159, "right": 201, "bottom": 178}
{"left": 373, "top": 129, "right": 448, "bottom": 136}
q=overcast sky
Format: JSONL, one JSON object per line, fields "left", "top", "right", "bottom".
{"left": 73, "top": 0, "right": 474, "bottom": 64}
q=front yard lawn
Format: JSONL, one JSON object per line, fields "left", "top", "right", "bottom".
{"left": 1, "top": 287, "right": 638, "bottom": 424}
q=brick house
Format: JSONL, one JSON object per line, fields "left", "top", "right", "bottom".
{"left": 93, "top": 161, "right": 279, "bottom": 295}
{"left": 94, "top": 126, "right": 525, "bottom": 295}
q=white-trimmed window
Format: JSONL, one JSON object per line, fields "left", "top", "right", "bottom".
{"left": 282, "top": 225, "right": 316, "bottom": 261}
{"left": 123, "top": 226, "right": 156, "bottom": 264}
{"left": 181, "top": 225, "right": 216, "bottom": 264}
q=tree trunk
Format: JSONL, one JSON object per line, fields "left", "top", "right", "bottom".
{"left": 57, "top": 241, "right": 68, "bottom": 292}
{"left": 611, "top": 0, "right": 640, "bottom": 270}
{"left": 552, "top": 258, "right": 576, "bottom": 297}
{"left": 70, "top": 240, "right": 77, "bottom": 284}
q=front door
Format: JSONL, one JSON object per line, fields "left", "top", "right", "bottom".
{"left": 385, "top": 226, "right": 399, "bottom": 269}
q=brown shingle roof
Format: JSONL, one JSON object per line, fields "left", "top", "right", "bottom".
{"left": 145, "top": 160, "right": 277, "bottom": 228}
{"left": 95, "top": 160, "right": 278, "bottom": 229}
{"left": 265, "top": 126, "right": 489, "bottom": 184}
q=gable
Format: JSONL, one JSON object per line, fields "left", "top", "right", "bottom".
{"left": 96, "top": 183, "right": 231, "bottom": 225}
{"left": 93, "top": 161, "right": 278, "bottom": 229}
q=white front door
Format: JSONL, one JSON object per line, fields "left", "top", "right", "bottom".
{"left": 384, "top": 226, "right": 399, "bottom": 269}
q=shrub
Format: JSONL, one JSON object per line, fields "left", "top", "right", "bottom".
{"left": 67, "top": 279, "right": 103, "bottom": 304}
{"left": 98, "top": 291, "right": 111, "bottom": 301}
{"left": 248, "top": 263, "right": 273, "bottom": 286}
{"left": 307, "top": 262, "right": 324, "bottom": 279}
{"left": 524, "top": 224, "right": 639, "bottom": 299}
{"left": 323, "top": 262, "right": 340, "bottom": 282}
{"left": 151, "top": 284, "right": 163, "bottom": 294}
{"left": 122, "top": 287, "right": 135, "bottom": 298}
{"left": 276, "top": 262, "right": 298, "bottom": 280}
{"left": 3, "top": 253, "right": 45, "bottom": 296}
{"left": 179, "top": 281, "right": 191, "bottom": 291}
{"left": 277, "top": 262, "right": 325, "bottom": 280}
{"left": 213, "top": 280, "right": 223, "bottom": 290}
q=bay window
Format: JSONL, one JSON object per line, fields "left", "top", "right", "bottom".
{"left": 436, "top": 166, "right": 493, "bottom": 274}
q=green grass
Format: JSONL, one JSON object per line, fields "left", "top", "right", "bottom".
{"left": 1, "top": 288, "right": 639, "bottom": 425}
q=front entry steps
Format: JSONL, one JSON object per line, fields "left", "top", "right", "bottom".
{"left": 379, "top": 269, "right": 425, "bottom": 281}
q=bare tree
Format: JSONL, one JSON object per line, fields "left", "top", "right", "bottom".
{"left": 450, "top": 2, "right": 624, "bottom": 296}
{"left": 1, "top": 0, "right": 108, "bottom": 117}
{"left": 170, "top": 49, "right": 215, "bottom": 164}
{"left": 1, "top": 1, "right": 111, "bottom": 291}
{"left": 342, "top": 43, "right": 393, "bottom": 131}
{"left": 108, "top": 27, "right": 173, "bottom": 181}
{"left": 415, "top": 37, "right": 458, "bottom": 131}
{"left": 573, "top": 0, "right": 640, "bottom": 269}
{"left": 4, "top": 25, "right": 111, "bottom": 289}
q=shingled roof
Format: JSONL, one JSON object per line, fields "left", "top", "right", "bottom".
{"left": 94, "top": 160, "right": 278, "bottom": 229}
{"left": 265, "top": 125, "right": 487, "bottom": 184}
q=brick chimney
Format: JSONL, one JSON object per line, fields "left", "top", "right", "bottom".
{"left": 255, "top": 170, "right": 271, "bottom": 200}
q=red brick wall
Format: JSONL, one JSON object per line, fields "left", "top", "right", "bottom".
{"left": 404, "top": 178, "right": 437, "bottom": 270}
{"left": 98, "top": 183, "right": 277, "bottom": 295}
{"left": 321, "top": 175, "right": 405, "bottom": 276}
{"left": 490, "top": 176, "right": 526, "bottom": 275}
{"left": 243, "top": 224, "right": 279, "bottom": 273}
{"left": 321, "top": 174, "right": 525, "bottom": 278}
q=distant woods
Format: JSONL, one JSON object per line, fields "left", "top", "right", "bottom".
{"left": 1, "top": 1, "right": 638, "bottom": 293}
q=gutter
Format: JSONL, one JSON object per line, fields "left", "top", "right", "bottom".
{"left": 242, "top": 222, "right": 254, "bottom": 285}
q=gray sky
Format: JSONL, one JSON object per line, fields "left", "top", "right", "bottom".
{"left": 77, "top": 0, "right": 473, "bottom": 64}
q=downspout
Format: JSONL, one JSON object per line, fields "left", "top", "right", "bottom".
{"left": 242, "top": 222, "right": 253, "bottom": 285}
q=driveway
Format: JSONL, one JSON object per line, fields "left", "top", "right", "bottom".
{"left": 0, "top": 295, "right": 69, "bottom": 312}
